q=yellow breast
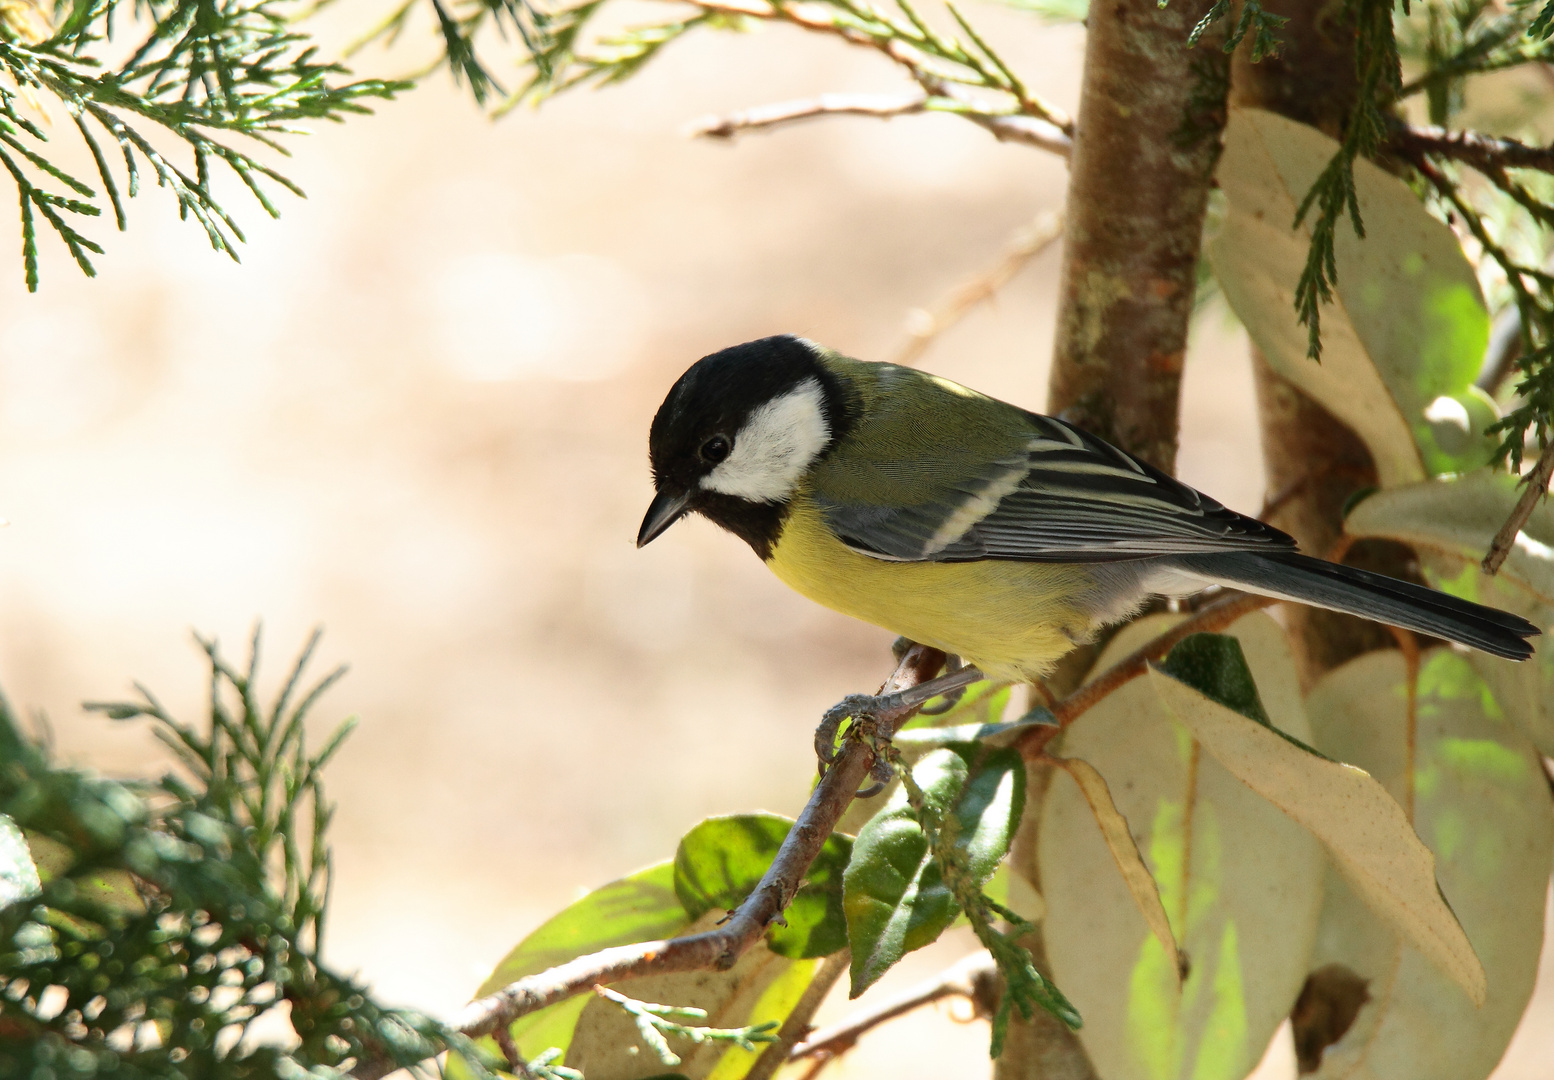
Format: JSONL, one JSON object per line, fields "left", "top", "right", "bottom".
{"left": 766, "top": 497, "right": 1099, "bottom": 681}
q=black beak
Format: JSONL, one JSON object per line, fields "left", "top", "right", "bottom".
{"left": 637, "top": 489, "right": 692, "bottom": 548}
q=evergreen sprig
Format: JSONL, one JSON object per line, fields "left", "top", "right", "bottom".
{"left": 349, "top": 0, "right": 550, "bottom": 105}
{"left": 507, "top": 0, "right": 1069, "bottom": 134}
{"left": 0, "top": 629, "right": 494, "bottom": 1080}
{"left": 594, "top": 985, "right": 779, "bottom": 1067}
{"left": 0, "top": 0, "right": 407, "bottom": 288}
{"left": 887, "top": 745, "right": 1080, "bottom": 1056}
{"left": 1290, "top": 0, "right": 1403, "bottom": 361}
{"left": 1188, "top": 0, "right": 1287, "bottom": 61}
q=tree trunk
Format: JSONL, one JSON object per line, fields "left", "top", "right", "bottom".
{"left": 1230, "top": 0, "right": 1414, "bottom": 685}
{"left": 1047, "top": 0, "right": 1229, "bottom": 472}
{"left": 1000, "top": 2, "right": 1229, "bottom": 1074}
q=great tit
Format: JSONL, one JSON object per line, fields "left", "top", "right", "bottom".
{"left": 637, "top": 335, "right": 1538, "bottom": 681}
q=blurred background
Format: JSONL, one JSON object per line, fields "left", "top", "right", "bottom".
{"left": 0, "top": 5, "right": 1547, "bottom": 1076}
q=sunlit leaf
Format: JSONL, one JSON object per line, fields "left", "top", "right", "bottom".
{"left": 1149, "top": 663, "right": 1487, "bottom": 1005}
{"left": 1342, "top": 470, "right": 1554, "bottom": 755}
{"left": 674, "top": 813, "right": 851, "bottom": 959}
{"left": 1040, "top": 613, "right": 1323, "bottom": 1080}
{"left": 565, "top": 911, "right": 817, "bottom": 1080}
{"left": 1344, "top": 469, "right": 1554, "bottom": 608}
{"left": 1209, "top": 107, "right": 1497, "bottom": 485}
{"left": 1052, "top": 757, "right": 1181, "bottom": 980}
{"left": 843, "top": 744, "right": 1024, "bottom": 996}
{"left": 456, "top": 861, "right": 691, "bottom": 1070}
{"left": 1301, "top": 650, "right": 1554, "bottom": 1079}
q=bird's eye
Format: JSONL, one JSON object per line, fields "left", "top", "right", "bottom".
{"left": 700, "top": 435, "right": 731, "bottom": 464}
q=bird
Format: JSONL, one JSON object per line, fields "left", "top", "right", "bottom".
{"left": 637, "top": 334, "right": 1539, "bottom": 686}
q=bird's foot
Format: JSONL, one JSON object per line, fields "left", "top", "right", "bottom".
{"left": 814, "top": 661, "right": 987, "bottom": 799}
{"left": 815, "top": 693, "right": 902, "bottom": 798}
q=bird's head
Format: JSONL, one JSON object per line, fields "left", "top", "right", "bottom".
{"left": 638, "top": 335, "right": 849, "bottom": 557}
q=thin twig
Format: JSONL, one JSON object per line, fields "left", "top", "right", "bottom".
{"left": 1483, "top": 438, "right": 1554, "bottom": 574}
{"left": 690, "top": 92, "right": 928, "bottom": 138}
{"left": 1387, "top": 123, "right": 1554, "bottom": 175}
{"left": 788, "top": 950, "right": 996, "bottom": 1065}
{"left": 676, "top": 0, "right": 1074, "bottom": 139}
{"left": 1017, "top": 592, "right": 1276, "bottom": 759}
{"left": 689, "top": 89, "right": 1072, "bottom": 156}
{"left": 744, "top": 951, "right": 851, "bottom": 1080}
{"left": 895, "top": 211, "right": 1064, "bottom": 366}
{"left": 492, "top": 1024, "right": 525, "bottom": 1075}
{"left": 446, "top": 645, "right": 948, "bottom": 1045}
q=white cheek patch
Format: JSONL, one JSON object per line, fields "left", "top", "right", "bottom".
{"left": 701, "top": 378, "right": 830, "bottom": 503}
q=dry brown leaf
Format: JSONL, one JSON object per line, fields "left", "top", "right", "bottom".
{"left": 1053, "top": 755, "right": 1181, "bottom": 981}
{"left": 1148, "top": 667, "right": 1487, "bottom": 1007}
{"left": 1040, "top": 612, "right": 1324, "bottom": 1080}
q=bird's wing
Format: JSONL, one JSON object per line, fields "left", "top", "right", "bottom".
{"left": 814, "top": 410, "right": 1295, "bottom": 563}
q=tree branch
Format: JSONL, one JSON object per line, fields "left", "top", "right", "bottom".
{"left": 437, "top": 645, "right": 948, "bottom": 1051}
{"left": 688, "top": 88, "right": 1072, "bottom": 156}
{"left": 691, "top": 92, "right": 928, "bottom": 138}
{"left": 1387, "top": 123, "right": 1554, "bottom": 175}
{"left": 743, "top": 950, "right": 851, "bottom": 1080}
{"left": 665, "top": 0, "right": 1075, "bottom": 150}
{"left": 788, "top": 949, "right": 997, "bottom": 1068}
{"left": 1046, "top": 0, "right": 1229, "bottom": 473}
{"left": 895, "top": 211, "right": 1065, "bottom": 366}
{"left": 1016, "top": 591, "right": 1276, "bottom": 759}
{"left": 1482, "top": 438, "right": 1554, "bottom": 575}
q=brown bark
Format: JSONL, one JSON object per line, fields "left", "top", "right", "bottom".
{"left": 1231, "top": 0, "right": 1416, "bottom": 683}
{"left": 1047, "top": 0, "right": 1229, "bottom": 472}
{"left": 1006, "top": 3, "right": 1231, "bottom": 1075}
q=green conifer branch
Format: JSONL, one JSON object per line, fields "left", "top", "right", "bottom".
{"left": 0, "top": 0, "right": 407, "bottom": 288}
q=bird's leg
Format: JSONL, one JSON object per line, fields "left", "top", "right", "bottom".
{"left": 814, "top": 663, "right": 986, "bottom": 796}
{"left": 916, "top": 655, "right": 966, "bottom": 715}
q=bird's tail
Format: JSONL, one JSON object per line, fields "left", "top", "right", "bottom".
{"left": 1171, "top": 550, "right": 1540, "bottom": 661}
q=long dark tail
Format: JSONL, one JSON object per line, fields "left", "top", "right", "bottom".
{"left": 1173, "top": 551, "right": 1540, "bottom": 661}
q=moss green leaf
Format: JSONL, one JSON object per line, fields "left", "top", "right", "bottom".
{"left": 1301, "top": 650, "right": 1554, "bottom": 1079}
{"left": 1209, "top": 107, "right": 1496, "bottom": 484}
{"left": 674, "top": 813, "right": 852, "bottom": 959}
{"left": 843, "top": 745, "right": 1024, "bottom": 997}
{"left": 1149, "top": 664, "right": 1487, "bottom": 1006}
{"left": 1041, "top": 612, "right": 1323, "bottom": 1080}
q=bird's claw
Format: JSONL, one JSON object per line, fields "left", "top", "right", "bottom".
{"left": 814, "top": 692, "right": 901, "bottom": 797}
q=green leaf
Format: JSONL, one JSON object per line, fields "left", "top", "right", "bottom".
{"left": 674, "top": 813, "right": 852, "bottom": 959}
{"left": 1160, "top": 634, "right": 1333, "bottom": 760}
{"left": 1301, "top": 650, "right": 1554, "bottom": 1078}
{"left": 1158, "top": 634, "right": 1271, "bottom": 725}
{"left": 565, "top": 911, "right": 818, "bottom": 1080}
{"left": 1209, "top": 108, "right": 1497, "bottom": 485}
{"left": 454, "top": 861, "right": 691, "bottom": 1070}
{"left": 843, "top": 745, "right": 1024, "bottom": 996}
{"left": 1040, "top": 612, "right": 1325, "bottom": 1080}
{"left": 0, "top": 813, "right": 40, "bottom": 910}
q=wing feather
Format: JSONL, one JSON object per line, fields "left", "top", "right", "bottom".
{"left": 817, "top": 414, "right": 1293, "bottom": 563}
